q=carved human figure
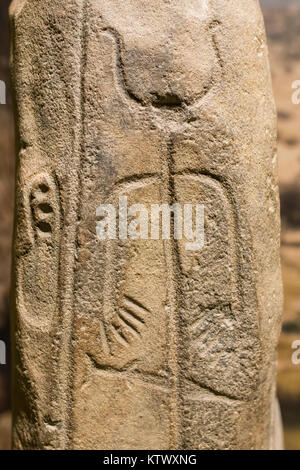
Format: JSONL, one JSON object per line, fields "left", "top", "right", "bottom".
{"left": 10, "top": 0, "right": 282, "bottom": 449}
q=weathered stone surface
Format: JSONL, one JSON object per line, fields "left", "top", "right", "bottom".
{"left": 10, "top": 0, "right": 283, "bottom": 449}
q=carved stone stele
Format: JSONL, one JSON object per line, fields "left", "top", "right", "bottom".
{"left": 10, "top": 0, "right": 283, "bottom": 450}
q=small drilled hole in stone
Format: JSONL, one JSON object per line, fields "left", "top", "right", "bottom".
{"left": 38, "top": 203, "right": 53, "bottom": 214}
{"left": 37, "top": 221, "right": 52, "bottom": 233}
{"left": 39, "top": 184, "right": 49, "bottom": 193}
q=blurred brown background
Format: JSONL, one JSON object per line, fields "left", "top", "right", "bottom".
{"left": 0, "top": 0, "right": 299, "bottom": 450}
{"left": 0, "top": 0, "right": 14, "bottom": 451}
{"left": 263, "top": 0, "right": 300, "bottom": 450}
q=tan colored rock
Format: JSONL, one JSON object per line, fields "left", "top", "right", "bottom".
{"left": 10, "top": 0, "right": 283, "bottom": 450}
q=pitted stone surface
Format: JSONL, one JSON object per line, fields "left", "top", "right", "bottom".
{"left": 10, "top": 0, "right": 282, "bottom": 450}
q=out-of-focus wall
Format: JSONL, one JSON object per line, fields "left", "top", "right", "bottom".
{"left": 262, "top": 0, "right": 300, "bottom": 450}
{"left": 0, "top": 0, "right": 14, "bottom": 450}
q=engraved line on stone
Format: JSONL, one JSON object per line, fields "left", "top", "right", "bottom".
{"left": 108, "top": 297, "right": 148, "bottom": 350}
{"left": 118, "top": 311, "right": 142, "bottom": 337}
{"left": 87, "top": 354, "right": 170, "bottom": 393}
{"left": 183, "top": 376, "right": 241, "bottom": 402}
{"left": 208, "top": 20, "right": 224, "bottom": 73}
{"left": 163, "top": 136, "right": 181, "bottom": 449}
{"left": 101, "top": 27, "right": 146, "bottom": 107}
{"left": 123, "top": 295, "right": 149, "bottom": 317}
{"left": 185, "top": 19, "right": 224, "bottom": 112}
{"left": 101, "top": 27, "right": 183, "bottom": 108}
{"left": 103, "top": 239, "right": 115, "bottom": 349}
{"left": 173, "top": 170, "right": 242, "bottom": 307}
{"left": 166, "top": 163, "right": 239, "bottom": 445}
{"left": 173, "top": 174, "right": 248, "bottom": 394}
{"left": 174, "top": 170, "right": 240, "bottom": 301}
{"left": 112, "top": 175, "right": 160, "bottom": 194}
{"left": 57, "top": 0, "right": 89, "bottom": 450}
{"left": 101, "top": 22, "right": 223, "bottom": 110}
{"left": 17, "top": 172, "right": 61, "bottom": 329}
{"left": 101, "top": 176, "right": 155, "bottom": 352}
{"left": 99, "top": 320, "right": 111, "bottom": 355}
{"left": 101, "top": 178, "right": 157, "bottom": 354}
{"left": 111, "top": 324, "right": 130, "bottom": 348}
{"left": 119, "top": 307, "right": 145, "bottom": 328}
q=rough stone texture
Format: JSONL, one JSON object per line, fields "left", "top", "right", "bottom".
{"left": 10, "top": 0, "right": 283, "bottom": 450}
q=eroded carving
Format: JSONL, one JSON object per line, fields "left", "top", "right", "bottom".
{"left": 17, "top": 172, "right": 61, "bottom": 328}
{"left": 11, "top": 0, "right": 282, "bottom": 451}
{"left": 101, "top": 295, "right": 148, "bottom": 353}
{"left": 98, "top": 1, "right": 222, "bottom": 108}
